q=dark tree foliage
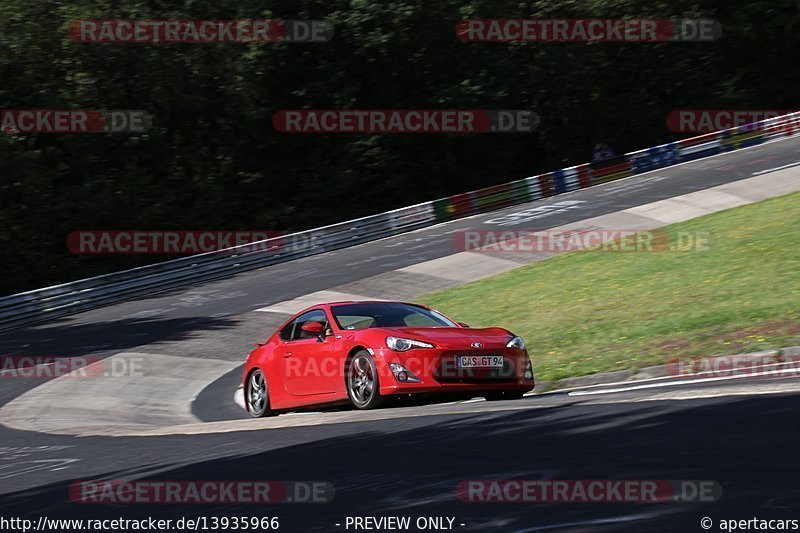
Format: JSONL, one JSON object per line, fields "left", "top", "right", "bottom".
{"left": 1, "top": 0, "right": 798, "bottom": 295}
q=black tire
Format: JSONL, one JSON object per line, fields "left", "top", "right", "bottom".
{"left": 347, "top": 350, "right": 386, "bottom": 410}
{"left": 245, "top": 369, "right": 272, "bottom": 417}
{"left": 484, "top": 390, "right": 527, "bottom": 402}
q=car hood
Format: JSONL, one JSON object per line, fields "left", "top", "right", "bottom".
{"left": 379, "top": 327, "right": 513, "bottom": 348}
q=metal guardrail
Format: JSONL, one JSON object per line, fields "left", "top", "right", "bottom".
{"left": 2, "top": 111, "right": 800, "bottom": 331}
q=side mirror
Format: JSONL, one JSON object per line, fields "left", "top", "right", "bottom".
{"left": 457, "top": 322, "right": 470, "bottom": 328}
{"left": 301, "top": 321, "right": 324, "bottom": 336}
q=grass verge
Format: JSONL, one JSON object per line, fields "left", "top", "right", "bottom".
{"left": 419, "top": 192, "right": 800, "bottom": 382}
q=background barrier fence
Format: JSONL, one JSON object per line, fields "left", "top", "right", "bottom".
{"left": 2, "top": 111, "right": 799, "bottom": 331}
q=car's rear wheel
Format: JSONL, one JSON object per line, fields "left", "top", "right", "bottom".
{"left": 246, "top": 369, "right": 271, "bottom": 417}
{"left": 347, "top": 351, "right": 386, "bottom": 410}
{"left": 484, "top": 390, "right": 527, "bottom": 402}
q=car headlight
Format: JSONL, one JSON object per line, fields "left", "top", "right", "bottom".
{"left": 506, "top": 336, "right": 526, "bottom": 350}
{"left": 386, "top": 336, "right": 434, "bottom": 352}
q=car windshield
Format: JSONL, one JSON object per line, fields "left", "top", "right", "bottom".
{"left": 330, "top": 303, "right": 457, "bottom": 330}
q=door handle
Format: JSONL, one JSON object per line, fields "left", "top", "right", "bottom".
{"left": 283, "top": 352, "right": 292, "bottom": 358}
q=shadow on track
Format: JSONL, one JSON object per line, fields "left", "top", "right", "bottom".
{"left": 0, "top": 316, "right": 238, "bottom": 357}
{"left": 2, "top": 393, "right": 799, "bottom": 532}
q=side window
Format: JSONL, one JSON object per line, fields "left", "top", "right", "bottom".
{"left": 290, "top": 309, "right": 329, "bottom": 341}
{"left": 279, "top": 320, "right": 295, "bottom": 341}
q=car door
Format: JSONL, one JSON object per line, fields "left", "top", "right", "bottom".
{"left": 281, "top": 309, "right": 338, "bottom": 396}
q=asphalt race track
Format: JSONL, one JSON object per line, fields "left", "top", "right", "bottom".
{"left": 2, "top": 382, "right": 800, "bottom": 532}
{"left": 1, "top": 137, "right": 800, "bottom": 532}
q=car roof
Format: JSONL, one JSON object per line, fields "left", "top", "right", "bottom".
{"left": 297, "top": 300, "right": 425, "bottom": 314}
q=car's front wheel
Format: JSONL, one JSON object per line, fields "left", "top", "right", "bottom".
{"left": 484, "top": 390, "right": 527, "bottom": 402}
{"left": 246, "top": 369, "right": 272, "bottom": 417}
{"left": 347, "top": 351, "right": 386, "bottom": 410}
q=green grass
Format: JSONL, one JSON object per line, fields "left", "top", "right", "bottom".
{"left": 420, "top": 192, "right": 800, "bottom": 382}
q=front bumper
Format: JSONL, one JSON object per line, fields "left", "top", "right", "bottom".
{"left": 375, "top": 346, "right": 535, "bottom": 395}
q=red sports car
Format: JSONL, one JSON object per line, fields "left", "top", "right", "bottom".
{"left": 242, "top": 301, "right": 534, "bottom": 417}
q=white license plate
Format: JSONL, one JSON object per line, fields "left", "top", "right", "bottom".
{"left": 458, "top": 355, "right": 504, "bottom": 368}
